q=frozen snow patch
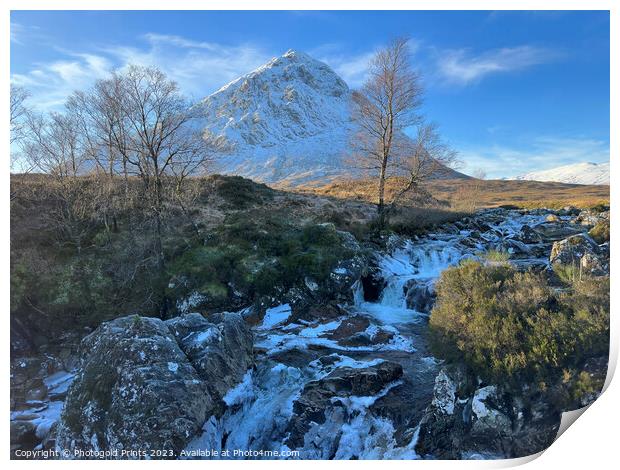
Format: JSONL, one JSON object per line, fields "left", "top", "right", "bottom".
{"left": 223, "top": 369, "right": 255, "bottom": 406}
{"left": 259, "top": 304, "right": 292, "bottom": 329}
{"left": 472, "top": 386, "right": 497, "bottom": 419}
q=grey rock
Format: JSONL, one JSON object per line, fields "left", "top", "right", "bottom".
{"left": 574, "top": 209, "right": 609, "bottom": 228}
{"left": 11, "top": 420, "right": 38, "bottom": 448}
{"left": 285, "top": 361, "right": 403, "bottom": 449}
{"left": 416, "top": 367, "right": 560, "bottom": 459}
{"left": 56, "top": 313, "right": 253, "bottom": 458}
{"left": 404, "top": 279, "right": 435, "bottom": 313}
{"left": 431, "top": 370, "right": 457, "bottom": 415}
{"left": 517, "top": 225, "right": 543, "bottom": 244}
{"left": 550, "top": 233, "right": 606, "bottom": 275}
{"left": 532, "top": 222, "right": 585, "bottom": 241}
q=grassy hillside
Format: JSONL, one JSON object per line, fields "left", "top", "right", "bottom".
{"left": 10, "top": 173, "right": 609, "bottom": 351}
{"left": 10, "top": 174, "right": 465, "bottom": 350}
{"left": 305, "top": 177, "right": 609, "bottom": 210}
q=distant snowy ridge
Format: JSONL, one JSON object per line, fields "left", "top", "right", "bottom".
{"left": 198, "top": 49, "right": 466, "bottom": 186}
{"left": 514, "top": 162, "right": 609, "bottom": 185}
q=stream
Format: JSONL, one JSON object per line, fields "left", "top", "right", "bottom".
{"left": 183, "top": 208, "right": 559, "bottom": 459}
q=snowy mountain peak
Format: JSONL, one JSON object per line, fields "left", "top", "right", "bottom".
{"left": 199, "top": 50, "right": 353, "bottom": 184}
{"left": 199, "top": 50, "right": 464, "bottom": 185}
{"left": 514, "top": 161, "right": 609, "bottom": 185}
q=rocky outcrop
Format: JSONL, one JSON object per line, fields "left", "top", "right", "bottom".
{"left": 517, "top": 225, "right": 544, "bottom": 244}
{"left": 285, "top": 361, "right": 403, "bottom": 449}
{"left": 549, "top": 233, "right": 608, "bottom": 275}
{"left": 574, "top": 208, "right": 609, "bottom": 228}
{"left": 56, "top": 312, "right": 253, "bottom": 458}
{"left": 415, "top": 366, "right": 560, "bottom": 459}
{"left": 531, "top": 222, "right": 585, "bottom": 241}
{"left": 328, "top": 316, "right": 396, "bottom": 348}
{"left": 10, "top": 352, "right": 77, "bottom": 456}
{"left": 404, "top": 279, "right": 435, "bottom": 313}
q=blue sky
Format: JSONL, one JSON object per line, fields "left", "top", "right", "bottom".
{"left": 10, "top": 10, "right": 610, "bottom": 178}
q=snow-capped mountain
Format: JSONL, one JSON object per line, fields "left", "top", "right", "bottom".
{"left": 199, "top": 50, "right": 465, "bottom": 186}
{"left": 515, "top": 162, "right": 610, "bottom": 185}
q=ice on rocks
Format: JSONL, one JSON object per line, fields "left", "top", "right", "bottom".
{"left": 259, "top": 304, "right": 292, "bottom": 329}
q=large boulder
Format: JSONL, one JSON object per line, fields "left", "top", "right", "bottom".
{"left": 415, "top": 366, "right": 475, "bottom": 459}
{"left": 11, "top": 420, "right": 38, "bottom": 454}
{"left": 532, "top": 222, "right": 585, "bottom": 242}
{"left": 494, "top": 239, "right": 532, "bottom": 258}
{"left": 574, "top": 209, "right": 609, "bottom": 228}
{"left": 404, "top": 279, "right": 435, "bottom": 313}
{"left": 167, "top": 312, "right": 253, "bottom": 412}
{"left": 469, "top": 386, "right": 512, "bottom": 438}
{"left": 516, "top": 225, "right": 543, "bottom": 244}
{"left": 415, "top": 367, "right": 560, "bottom": 459}
{"left": 56, "top": 313, "right": 253, "bottom": 458}
{"left": 550, "top": 233, "right": 607, "bottom": 275}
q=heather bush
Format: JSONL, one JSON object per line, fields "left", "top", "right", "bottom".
{"left": 430, "top": 260, "right": 609, "bottom": 398}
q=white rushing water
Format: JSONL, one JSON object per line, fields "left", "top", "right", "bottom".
{"left": 183, "top": 209, "right": 552, "bottom": 460}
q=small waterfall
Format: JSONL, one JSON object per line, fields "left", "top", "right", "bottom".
{"left": 351, "top": 280, "right": 365, "bottom": 306}
{"left": 410, "top": 243, "right": 463, "bottom": 280}
{"left": 358, "top": 239, "right": 466, "bottom": 324}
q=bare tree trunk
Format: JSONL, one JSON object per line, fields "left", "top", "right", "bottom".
{"left": 377, "top": 156, "right": 388, "bottom": 226}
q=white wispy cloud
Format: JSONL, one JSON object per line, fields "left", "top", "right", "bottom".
{"left": 103, "top": 35, "right": 272, "bottom": 99}
{"left": 459, "top": 136, "right": 610, "bottom": 178}
{"left": 11, "top": 33, "right": 273, "bottom": 111}
{"left": 10, "top": 22, "right": 25, "bottom": 44}
{"left": 11, "top": 53, "right": 113, "bottom": 110}
{"left": 312, "top": 41, "right": 420, "bottom": 88}
{"left": 436, "top": 45, "right": 559, "bottom": 85}
{"left": 10, "top": 21, "right": 44, "bottom": 45}
{"left": 318, "top": 51, "right": 376, "bottom": 88}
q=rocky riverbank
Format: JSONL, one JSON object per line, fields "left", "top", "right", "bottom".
{"left": 10, "top": 205, "right": 609, "bottom": 459}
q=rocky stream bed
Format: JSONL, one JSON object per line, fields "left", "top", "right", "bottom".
{"left": 10, "top": 206, "right": 609, "bottom": 459}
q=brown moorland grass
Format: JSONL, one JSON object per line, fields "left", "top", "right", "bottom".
{"left": 303, "top": 177, "right": 610, "bottom": 210}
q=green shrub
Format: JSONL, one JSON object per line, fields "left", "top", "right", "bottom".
{"left": 430, "top": 261, "right": 609, "bottom": 394}
{"left": 167, "top": 215, "right": 355, "bottom": 310}
{"left": 553, "top": 262, "right": 582, "bottom": 285}
{"left": 10, "top": 262, "right": 30, "bottom": 313}
{"left": 589, "top": 220, "right": 610, "bottom": 244}
{"left": 50, "top": 258, "right": 114, "bottom": 313}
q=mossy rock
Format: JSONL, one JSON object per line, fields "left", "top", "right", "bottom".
{"left": 589, "top": 220, "right": 610, "bottom": 244}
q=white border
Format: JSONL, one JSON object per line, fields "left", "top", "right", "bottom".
{"left": 2, "top": 1, "right": 616, "bottom": 469}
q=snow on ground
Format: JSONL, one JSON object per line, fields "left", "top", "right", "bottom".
{"left": 515, "top": 161, "right": 609, "bottom": 185}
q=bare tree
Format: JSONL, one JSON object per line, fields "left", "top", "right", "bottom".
{"left": 107, "top": 65, "right": 216, "bottom": 272}
{"left": 351, "top": 38, "right": 456, "bottom": 227}
{"left": 10, "top": 84, "right": 30, "bottom": 145}
{"left": 385, "top": 122, "right": 458, "bottom": 216}
{"left": 21, "top": 109, "right": 93, "bottom": 252}
{"left": 64, "top": 65, "right": 218, "bottom": 271}
{"left": 23, "top": 110, "right": 86, "bottom": 177}
{"left": 352, "top": 37, "right": 422, "bottom": 226}
{"left": 66, "top": 77, "right": 132, "bottom": 235}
